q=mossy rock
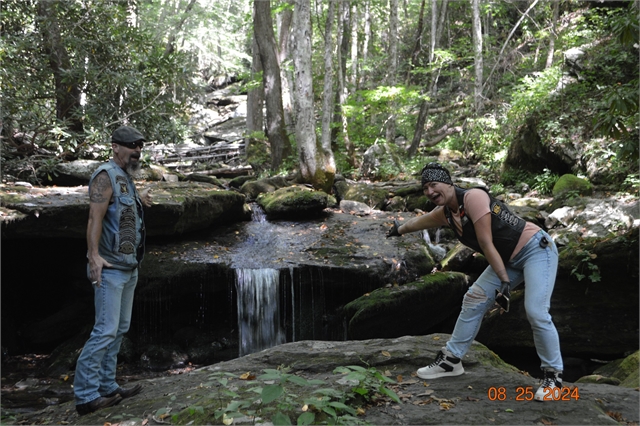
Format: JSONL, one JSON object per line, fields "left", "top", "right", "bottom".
{"left": 240, "top": 176, "right": 289, "bottom": 199}
{"left": 576, "top": 351, "right": 639, "bottom": 388}
{"left": 257, "top": 186, "right": 328, "bottom": 219}
{"left": 343, "top": 272, "right": 469, "bottom": 339}
{"left": 333, "top": 181, "right": 388, "bottom": 210}
{"left": 552, "top": 174, "right": 593, "bottom": 197}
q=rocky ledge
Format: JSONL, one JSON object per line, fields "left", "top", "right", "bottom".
{"left": 13, "top": 335, "right": 639, "bottom": 426}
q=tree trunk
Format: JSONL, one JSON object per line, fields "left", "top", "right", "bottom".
{"left": 406, "top": 0, "right": 427, "bottom": 84}
{"left": 434, "top": 0, "right": 448, "bottom": 56}
{"left": 246, "top": 30, "right": 267, "bottom": 171}
{"left": 253, "top": 0, "right": 292, "bottom": 170}
{"left": 163, "top": 0, "right": 197, "bottom": 57}
{"left": 482, "top": 0, "right": 540, "bottom": 95}
{"left": 407, "top": 100, "right": 430, "bottom": 157}
{"left": 408, "top": 0, "right": 449, "bottom": 158}
{"left": 292, "top": 0, "right": 334, "bottom": 192}
{"left": 320, "top": 0, "right": 337, "bottom": 185}
{"left": 545, "top": 0, "right": 559, "bottom": 69}
{"left": 349, "top": 3, "right": 359, "bottom": 92}
{"left": 385, "top": 0, "right": 398, "bottom": 145}
{"left": 331, "top": 0, "right": 350, "bottom": 145}
{"left": 472, "top": 0, "right": 483, "bottom": 113}
{"left": 277, "top": 0, "right": 295, "bottom": 134}
{"left": 37, "top": 0, "right": 83, "bottom": 133}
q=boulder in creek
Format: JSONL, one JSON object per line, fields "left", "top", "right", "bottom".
{"left": 257, "top": 186, "right": 328, "bottom": 219}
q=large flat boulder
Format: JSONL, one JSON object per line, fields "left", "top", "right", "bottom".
{"left": 13, "top": 335, "right": 640, "bottom": 426}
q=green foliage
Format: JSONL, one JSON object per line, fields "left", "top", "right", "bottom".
{"left": 507, "top": 67, "right": 562, "bottom": 126}
{"left": 532, "top": 168, "right": 560, "bottom": 195}
{"left": 342, "top": 86, "right": 423, "bottom": 150}
{"left": 333, "top": 365, "right": 401, "bottom": 405}
{"left": 570, "top": 249, "right": 601, "bottom": 284}
{"left": 621, "top": 174, "right": 640, "bottom": 193}
{"left": 1, "top": 0, "right": 199, "bottom": 181}
{"left": 189, "top": 365, "right": 398, "bottom": 426}
{"left": 449, "top": 114, "right": 504, "bottom": 171}
{"left": 593, "top": 81, "right": 639, "bottom": 160}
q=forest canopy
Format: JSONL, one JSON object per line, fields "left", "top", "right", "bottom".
{"left": 1, "top": 0, "right": 638, "bottom": 192}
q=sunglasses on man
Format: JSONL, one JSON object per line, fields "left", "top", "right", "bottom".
{"left": 114, "top": 140, "right": 144, "bottom": 149}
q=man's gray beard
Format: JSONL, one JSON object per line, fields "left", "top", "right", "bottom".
{"left": 125, "top": 160, "right": 142, "bottom": 178}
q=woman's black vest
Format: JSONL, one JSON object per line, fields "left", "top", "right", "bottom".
{"left": 444, "top": 187, "right": 526, "bottom": 263}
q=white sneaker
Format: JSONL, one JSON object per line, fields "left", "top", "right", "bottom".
{"left": 534, "top": 369, "right": 563, "bottom": 401}
{"left": 417, "top": 347, "right": 464, "bottom": 379}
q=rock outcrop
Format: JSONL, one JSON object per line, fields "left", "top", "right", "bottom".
{"left": 13, "top": 335, "right": 640, "bottom": 426}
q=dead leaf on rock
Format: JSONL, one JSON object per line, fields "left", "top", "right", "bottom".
{"left": 439, "top": 401, "right": 455, "bottom": 410}
{"left": 381, "top": 351, "right": 391, "bottom": 357}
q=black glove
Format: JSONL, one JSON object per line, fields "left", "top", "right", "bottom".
{"left": 386, "top": 220, "right": 401, "bottom": 238}
{"left": 495, "top": 281, "right": 511, "bottom": 312}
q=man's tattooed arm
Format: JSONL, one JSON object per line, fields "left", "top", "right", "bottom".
{"left": 89, "top": 171, "right": 113, "bottom": 204}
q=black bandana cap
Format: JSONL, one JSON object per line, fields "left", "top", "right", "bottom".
{"left": 421, "top": 162, "right": 453, "bottom": 186}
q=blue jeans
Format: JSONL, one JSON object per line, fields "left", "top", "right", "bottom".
{"left": 446, "top": 230, "right": 563, "bottom": 371}
{"left": 74, "top": 267, "right": 138, "bottom": 405}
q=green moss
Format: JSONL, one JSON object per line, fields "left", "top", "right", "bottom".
{"left": 552, "top": 174, "right": 593, "bottom": 197}
{"left": 257, "top": 186, "right": 328, "bottom": 218}
{"left": 344, "top": 272, "right": 467, "bottom": 320}
{"left": 591, "top": 351, "right": 640, "bottom": 389}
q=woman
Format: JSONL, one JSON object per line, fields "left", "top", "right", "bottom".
{"left": 387, "top": 162, "right": 563, "bottom": 401}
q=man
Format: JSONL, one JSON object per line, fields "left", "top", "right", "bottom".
{"left": 387, "top": 162, "right": 563, "bottom": 402}
{"left": 74, "top": 126, "right": 152, "bottom": 415}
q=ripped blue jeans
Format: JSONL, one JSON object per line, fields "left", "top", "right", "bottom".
{"left": 446, "top": 230, "right": 563, "bottom": 371}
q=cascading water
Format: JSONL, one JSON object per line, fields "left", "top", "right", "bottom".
{"left": 235, "top": 268, "right": 285, "bottom": 356}
{"left": 422, "top": 228, "right": 447, "bottom": 261}
{"left": 232, "top": 204, "right": 288, "bottom": 356}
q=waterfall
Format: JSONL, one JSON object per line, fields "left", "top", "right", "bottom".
{"left": 235, "top": 268, "right": 285, "bottom": 357}
{"left": 422, "top": 228, "right": 447, "bottom": 261}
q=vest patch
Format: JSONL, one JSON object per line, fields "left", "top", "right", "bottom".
{"left": 118, "top": 205, "right": 137, "bottom": 254}
{"left": 116, "top": 175, "right": 129, "bottom": 194}
{"left": 491, "top": 201, "right": 521, "bottom": 228}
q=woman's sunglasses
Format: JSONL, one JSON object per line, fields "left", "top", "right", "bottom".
{"left": 114, "top": 140, "right": 144, "bottom": 149}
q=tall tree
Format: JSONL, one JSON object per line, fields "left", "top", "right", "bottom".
{"left": 385, "top": 0, "right": 399, "bottom": 145}
{"left": 545, "top": 0, "right": 559, "bottom": 69}
{"left": 292, "top": 0, "right": 334, "bottom": 192}
{"left": 253, "top": 0, "right": 292, "bottom": 170}
{"left": 406, "top": 0, "right": 427, "bottom": 84}
{"left": 36, "top": 0, "right": 83, "bottom": 133}
{"left": 276, "top": 0, "right": 295, "bottom": 134}
{"left": 472, "top": 0, "right": 483, "bottom": 113}
{"left": 246, "top": 31, "right": 266, "bottom": 171}
{"left": 163, "top": 0, "right": 198, "bottom": 57}
{"left": 320, "top": 0, "right": 337, "bottom": 179}
{"left": 408, "top": 0, "right": 448, "bottom": 157}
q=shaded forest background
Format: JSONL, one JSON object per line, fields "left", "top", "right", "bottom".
{"left": 1, "top": 0, "right": 638, "bottom": 194}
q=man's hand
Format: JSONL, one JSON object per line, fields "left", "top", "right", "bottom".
{"left": 386, "top": 220, "right": 402, "bottom": 238}
{"left": 88, "top": 255, "right": 113, "bottom": 287}
{"left": 140, "top": 188, "right": 152, "bottom": 208}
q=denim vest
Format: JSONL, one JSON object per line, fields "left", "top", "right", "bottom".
{"left": 444, "top": 187, "right": 525, "bottom": 263}
{"left": 89, "top": 160, "right": 145, "bottom": 270}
